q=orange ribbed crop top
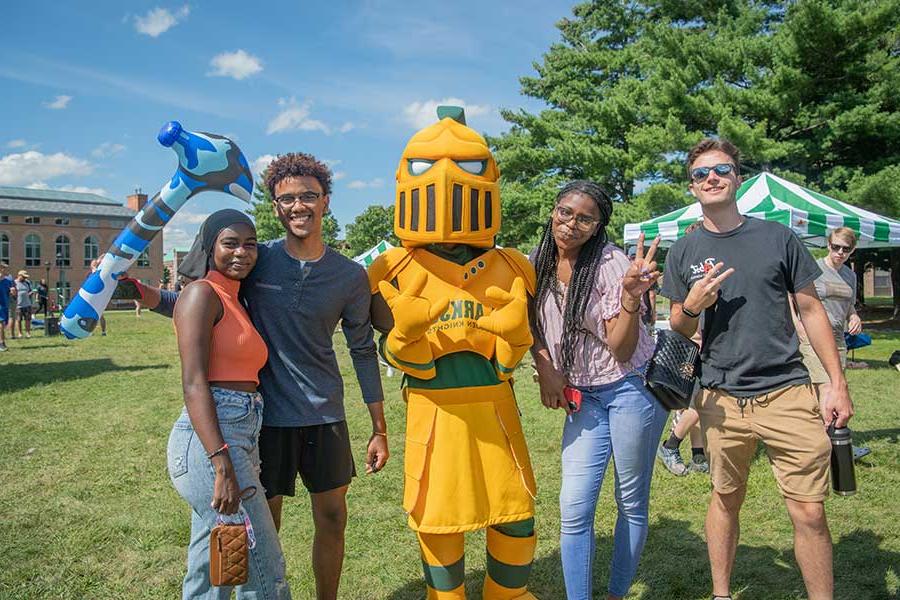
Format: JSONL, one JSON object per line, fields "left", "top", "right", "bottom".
{"left": 197, "top": 270, "right": 268, "bottom": 385}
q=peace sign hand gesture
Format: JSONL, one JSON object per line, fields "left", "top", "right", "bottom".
{"left": 378, "top": 272, "right": 449, "bottom": 342}
{"left": 682, "top": 261, "right": 736, "bottom": 314}
{"left": 622, "top": 233, "right": 662, "bottom": 302}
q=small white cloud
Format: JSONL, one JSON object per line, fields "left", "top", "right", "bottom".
{"left": 267, "top": 98, "right": 330, "bottom": 135}
{"left": 7, "top": 139, "right": 27, "bottom": 149}
{"left": 91, "top": 142, "right": 126, "bottom": 158}
{"left": 251, "top": 154, "right": 277, "bottom": 177}
{"left": 208, "top": 49, "right": 263, "bottom": 80}
{"left": 347, "top": 178, "right": 385, "bottom": 190}
{"left": 27, "top": 182, "right": 108, "bottom": 196}
{"left": 134, "top": 5, "right": 189, "bottom": 37}
{"left": 0, "top": 151, "right": 92, "bottom": 186}
{"left": 169, "top": 210, "right": 210, "bottom": 226}
{"left": 403, "top": 98, "right": 490, "bottom": 130}
{"left": 43, "top": 95, "right": 72, "bottom": 110}
{"left": 333, "top": 171, "right": 347, "bottom": 181}
{"left": 338, "top": 122, "right": 355, "bottom": 134}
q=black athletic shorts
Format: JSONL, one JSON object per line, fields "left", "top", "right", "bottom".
{"left": 259, "top": 421, "right": 356, "bottom": 497}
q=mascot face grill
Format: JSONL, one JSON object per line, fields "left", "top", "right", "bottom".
{"left": 395, "top": 113, "right": 500, "bottom": 248}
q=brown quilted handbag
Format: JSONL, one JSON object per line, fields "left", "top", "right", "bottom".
{"left": 209, "top": 523, "right": 249, "bottom": 586}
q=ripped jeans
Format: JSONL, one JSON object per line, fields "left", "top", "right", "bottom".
{"left": 167, "top": 387, "right": 291, "bottom": 599}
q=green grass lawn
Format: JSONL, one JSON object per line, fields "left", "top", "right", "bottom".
{"left": 1, "top": 312, "right": 898, "bottom": 599}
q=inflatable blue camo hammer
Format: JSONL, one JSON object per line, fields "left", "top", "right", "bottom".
{"left": 60, "top": 121, "right": 253, "bottom": 339}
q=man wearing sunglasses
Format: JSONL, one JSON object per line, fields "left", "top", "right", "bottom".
{"left": 661, "top": 138, "right": 852, "bottom": 600}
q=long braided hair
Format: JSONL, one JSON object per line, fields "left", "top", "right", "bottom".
{"left": 533, "top": 180, "right": 614, "bottom": 377}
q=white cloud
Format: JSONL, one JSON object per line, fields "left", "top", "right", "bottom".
{"left": 163, "top": 227, "right": 198, "bottom": 254}
{"left": 0, "top": 151, "right": 93, "bottom": 185}
{"left": 333, "top": 171, "right": 347, "bottom": 181}
{"left": 27, "top": 182, "right": 108, "bottom": 196}
{"left": 402, "top": 98, "right": 490, "bottom": 130}
{"left": 43, "top": 95, "right": 72, "bottom": 110}
{"left": 347, "top": 178, "right": 385, "bottom": 190}
{"left": 134, "top": 5, "right": 190, "bottom": 37}
{"left": 338, "top": 122, "right": 355, "bottom": 133}
{"left": 267, "top": 98, "right": 330, "bottom": 135}
{"left": 7, "top": 139, "right": 27, "bottom": 149}
{"left": 208, "top": 49, "right": 263, "bottom": 80}
{"left": 250, "top": 154, "right": 277, "bottom": 178}
{"left": 91, "top": 142, "right": 126, "bottom": 158}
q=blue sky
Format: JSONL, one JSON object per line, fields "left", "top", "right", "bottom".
{"left": 1, "top": 1, "right": 576, "bottom": 252}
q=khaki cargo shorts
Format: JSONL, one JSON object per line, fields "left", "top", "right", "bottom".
{"left": 798, "top": 340, "right": 847, "bottom": 385}
{"left": 697, "top": 384, "right": 831, "bottom": 502}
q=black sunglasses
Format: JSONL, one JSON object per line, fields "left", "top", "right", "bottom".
{"left": 691, "top": 163, "right": 736, "bottom": 183}
{"left": 830, "top": 243, "right": 853, "bottom": 254}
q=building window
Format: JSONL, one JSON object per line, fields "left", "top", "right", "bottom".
{"left": 25, "top": 234, "right": 41, "bottom": 266}
{"left": 55, "top": 281, "right": 72, "bottom": 307}
{"left": 137, "top": 248, "right": 151, "bottom": 268}
{"left": 25, "top": 216, "right": 40, "bottom": 224}
{"left": 84, "top": 235, "right": 100, "bottom": 267}
{"left": 0, "top": 234, "right": 9, "bottom": 263}
{"left": 82, "top": 218, "right": 99, "bottom": 227}
{"left": 55, "top": 217, "right": 70, "bottom": 226}
{"left": 55, "top": 235, "right": 71, "bottom": 267}
{"left": 0, "top": 215, "right": 8, "bottom": 223}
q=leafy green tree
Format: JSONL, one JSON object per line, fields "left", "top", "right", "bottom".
{"left": 248, "top": 171, "right": 341, "bottom": 246}
{"left": 344, "top": 205, "right": 398, "bottom": 257}
{"left": 492, "top": 0, "right": 899, "bottom": 303}
{"left": 161, "top": 266, "right": 171, "bottom": 287}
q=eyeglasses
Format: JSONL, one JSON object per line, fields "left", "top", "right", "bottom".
{"left": 690, "top": 163, "right": 736, "bottom": 183}
{"left": 555, "top": 205, "right": 600, "bottom": 230}
{"left": 830, "top": 243, "right": 853, "bottom": 254}
{"left": 275, "top": 192, "right": 322, "bottom": 208}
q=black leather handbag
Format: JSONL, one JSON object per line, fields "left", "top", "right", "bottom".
{"left": 644, "top": 329, "right": 701, "bottom": 411}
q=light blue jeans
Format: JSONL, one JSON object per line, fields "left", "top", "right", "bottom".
{"left": 559, "top": 374, "right": 667, "bottom": 599}
{"left": 167, "top": 387, "right": 291, "bottom": 600}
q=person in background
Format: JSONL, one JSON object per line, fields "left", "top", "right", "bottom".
{"left": 656, "top": 220, "right": 708, "bottom": 476}
{"left": 90, "top": 259, "right": 108, "bottom": 336}
{"left": 36, "top": 279, "right": 49, "bottom": 316}
{"left": 14, "top": 270, "right": 34, "bottom": 339}
{"left": 793, "top": 226, "right": 869, "bottom": 459}
{"left": 167, "top": 209, "right": 290, "bottom": 598}
{"left": 530, "top": 180, "right": 667, "bottom": 600}
{"left": 0, "top": 263, "right": 13, "bottom": 351}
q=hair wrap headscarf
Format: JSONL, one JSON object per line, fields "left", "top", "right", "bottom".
{"left": 177, "top": 209, "right": 255, "bottom": 280}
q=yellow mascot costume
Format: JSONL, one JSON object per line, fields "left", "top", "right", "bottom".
{"left": 368, "top": 106, "right": 539, "bottom": 599}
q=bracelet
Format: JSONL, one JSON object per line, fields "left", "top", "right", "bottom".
{"left": 681, "top": 304, "right": 701, "bottom": 319}
{"left": 621, "top": 299, "right": 641, "bottom": 314}
{"left": 207, "top": 443, "right": 229, "bottom": 459}
{"left": 372, "top": 431, "right": 388, "bottom": 438}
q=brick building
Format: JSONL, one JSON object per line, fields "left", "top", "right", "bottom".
{"left": 0, "top": 186, "right": 163, "bottom": 308}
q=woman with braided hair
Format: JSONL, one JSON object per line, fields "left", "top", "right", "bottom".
{"left": 529, "top": 180, "right": 667, "bottom": 600}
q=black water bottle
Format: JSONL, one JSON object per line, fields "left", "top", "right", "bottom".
{"left": 829, "top": 426, "right": 857, "bottom": 496}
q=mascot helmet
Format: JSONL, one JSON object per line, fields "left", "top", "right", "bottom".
{"left": 394, "top": 106, "right": 500, "bottom": 248}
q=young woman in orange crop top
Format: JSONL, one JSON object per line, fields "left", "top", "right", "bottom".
{"left": 166, "top": 209, "right": 291, "bottom": 599}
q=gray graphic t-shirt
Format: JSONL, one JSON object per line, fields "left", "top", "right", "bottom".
{"left": 814, "top": 258, "right": 856, "bottom": 348}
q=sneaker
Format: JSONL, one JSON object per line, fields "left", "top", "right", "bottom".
{"left": 689, "top": 454, "right": 710, "bottom": 474}
{"left": 25, "top": 333, "right": 31, "bottom": 339}
{"left": 657, "top": 444, "right": 689, "bottom": 476}
{"left": 101, "top": 332, "right": 107, "bottom": 337}
{"left": 0, "top": 344, "right": 7, "bottom": 352}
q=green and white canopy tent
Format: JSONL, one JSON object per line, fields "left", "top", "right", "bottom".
{"left": 353, "top": 239, "right": 394, "bottom": 267}
{"left": 623, "top": 172, "right": 900, "bottom": 248}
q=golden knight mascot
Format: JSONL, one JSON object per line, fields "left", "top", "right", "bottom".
{"left": 369, "top": 106, "right": 539, "bottom": 599}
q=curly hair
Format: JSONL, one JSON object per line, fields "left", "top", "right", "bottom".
{"left": 533, "top": 180, "right": 613, "bottom": 378}
{"left": 264, "top": 152, "right": 333, "bottom": 198}
{"left": 686, "top": 138, "right": 741, "bottom": 178}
